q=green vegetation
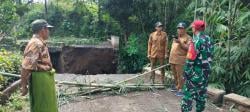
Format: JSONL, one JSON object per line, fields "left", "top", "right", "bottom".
{"left": 0, "top": 49, "right": 21, "bottom": 74}
{"left": 0, "top": 92, "right": 28, "bottom": 112}
{"left": 0, "top": 0, "right": 17, "bottom": 35}
{"left": 15, "top": 0, "right": 122, "bottom": 40}
{"left": 118, "top": 33, "right": 148, "bottom": 73}
{"left": 0, "top": 1, "right": 249, "bottom": 110}
{"left": 0, "top": 50, "right": 23, "bottom": 111}
{"left": 0, "top": 49, "right": 21, "bottom": 91}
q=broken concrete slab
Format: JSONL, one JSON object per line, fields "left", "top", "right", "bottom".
{"left": 223, "top": 93, "right": 250, "bottom": 112}
{"left": 207, "top": 87, "right": 225, "bottom": 106}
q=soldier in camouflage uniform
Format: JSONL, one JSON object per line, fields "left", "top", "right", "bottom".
{"left": 181, "top": 20, "right": 213, "bottom": 112}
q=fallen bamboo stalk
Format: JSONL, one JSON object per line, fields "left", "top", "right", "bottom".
{"left": 68, "top": 85, "right": 165, "bottom": 96}
{"left": 60, "top": 82, "right": 165, "bottom": 88}
{"left": 0, "top": 79, "right": 21, "bottom": 104}
{"left": 80, "top": 64, "right": 170, "bottom": 95}
{"left": 116, "top": 64, "right": 170, "bottom": 84}
{"left": 75, "top": 88, "right": 111, "bottom": 96}
{"left": 2, "top": 80, "right": 21, "bottom": 97}
{"left": 1, "top": 64, "right": 170, "bottom": 97}
{"left": 58, "top": 81, "right": 166, "bottom": 87}
{"left": 58, "top": 81, "right": 166, "bottom": 96}
{"left": 0, "top": 72, "right": 21, "bottom": 78}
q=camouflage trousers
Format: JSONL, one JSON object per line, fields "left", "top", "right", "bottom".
{"left": 181, "top": 66, "right": 210, "bottom": 112}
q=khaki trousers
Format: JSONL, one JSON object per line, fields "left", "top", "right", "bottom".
{"left": 171, "top": 64, "right": 184, "bottom": 90}
{"left": 150, "top": 58, "right": 165, "bottom": 83}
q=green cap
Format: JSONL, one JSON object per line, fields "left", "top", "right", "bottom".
{"left": 31, "top": 19, "right": 53, "bottom": 33}
{"left": 177, "top": 22, "right": 187, "bottom": 29}
{"left": 155, "top": 22, "right": 163, "bottom": 27}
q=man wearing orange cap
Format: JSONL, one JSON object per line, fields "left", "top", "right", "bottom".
{"left": 181, "top": 20, "right": 213, "bottom": 112}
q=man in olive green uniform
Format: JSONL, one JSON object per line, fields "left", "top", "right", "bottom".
{"left": 181, "top": 20, "right": 213, "bottom": 112}
{"left": 169, "top": 22, "right": 191, "bottom": 96}
{"left": 148, "top": 22, "right": 168, "bottom": 84}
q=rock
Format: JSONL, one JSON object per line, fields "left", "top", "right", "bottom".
{"left": 223, "top": 93, "right": 250, "bottom": 112}
{"left": 207, "top": 87, "right": 225, "bottom": 106}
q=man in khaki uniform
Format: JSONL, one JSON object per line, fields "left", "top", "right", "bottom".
{"left": 169, "top": 22, "right": 191, "bottom": 96}
{"left": 148, "top": 22, "right": 168, "bottom": 84}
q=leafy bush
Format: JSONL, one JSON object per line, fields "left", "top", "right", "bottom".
{"left": 0, "top": 49, "right": 21, "bottom": 91}
{"left": 0, "top": 0, "right": 17, "bottom": 34}
{"left": 16, "top": 1, "right": 122, "bottom": 40}
{"left": 48, "top": 36, "right": 102, "bottom": 46}
{"left": 210, "top": 37, "right": 250, "bottom": 97}
{"left": 0, "top": 49, "right": 21, "bottom": 74}
{"left": 0, "top": 92, "right": 28, "bottom": 112}
{"left": 15, "top": 4, "right": 44, "bottom": 39}
{"left": 0, "top": 36, "right": 19, "bottom": 51}
{"left": 118, "top": 33, "right": 148, "bottom": 73}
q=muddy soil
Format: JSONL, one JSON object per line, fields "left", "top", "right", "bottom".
{"left": 50, "top": 45, "right": 118, "bottom": 74}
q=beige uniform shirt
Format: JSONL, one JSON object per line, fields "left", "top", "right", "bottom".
{"left": 169, "top": 34, "right": 191, "bottom": 65}
{"left": 148, "top": 31, "right": 168, "bottom": 59}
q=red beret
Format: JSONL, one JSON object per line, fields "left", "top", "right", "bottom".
{"left": 192, "top": 20, "right": 206, "bottom": 31}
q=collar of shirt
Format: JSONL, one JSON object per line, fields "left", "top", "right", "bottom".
{"left": 195, "top": 31, "right": 205, "bottom": 37}
{"left": 156, "top": 31, "right": 163, "bottom": 36}
{"left": 33, "top": 34, "right": 47, "bottom": 46}
{"left": 179, "top": 33, "right": 188, "bottom": 38}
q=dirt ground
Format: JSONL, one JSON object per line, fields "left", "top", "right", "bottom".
{"left": 59, "top": 90, "right": 220, "bottom": 112}
{"left": 51, "top": 45, "right": 117, "bottom": 74}
{"left": 56, "top": 74, "right": 221, "bottom": 112}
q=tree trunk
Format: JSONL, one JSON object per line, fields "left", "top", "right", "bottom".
{"left": 44, "top": 0, "right": 48, "bottom": 18}
{"left": 228, "top": 0, "right": 232, "bottom": 64}
{"left": 0, "top": 31, "right": 5, "bottom": 42}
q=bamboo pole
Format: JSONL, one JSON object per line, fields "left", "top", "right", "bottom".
{"left": 80, "top": 64, "right": 170, "bottom": 95}
{"left": 1, "top": 64, "right": 170, "bottom": 97}
{"left": 2, "top": 80, "right": 21, "bottom": 97}
{"left": 77, "top": 88, "right": 111, "bottom": 96}
{"left": 0, "top": 72, "right": 21, "bottom": 78}
{"left": 58, "top": 81, "right": 166, "bottom": 88}
{"left": 115, "top": 64, "right": 169, "bottom": 84}
{"left": 0, "top": 72, "right": 21, "bottom": 98}
{"left": 0, "top": 31, "right": 6, "bottom": 42}
{"left": 1, "top": 64, "right": 169, "bottom": 83}
{"left": 227, "top": 0, "right": 232, "bottom": 65}
{"left": 66, "top": 84, "right": 165, "bottom": 96}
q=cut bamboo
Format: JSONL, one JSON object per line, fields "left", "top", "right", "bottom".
{"left": 0, "top": 64, "right": 170, "bottom": 97}
{"left": 58, "top": 81, "right": 166, "bottom": 87}
{"left": 0, "top": 72, "right": 21, "bottom": 78}
{"left": 2, "top": 79, "right": 21, "bottom": 97}
{"left": 79, "top": 64, "right": 169, "bottom": 95}
{"left": 116, "top": 64, "right": 169, "bottom": 84}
